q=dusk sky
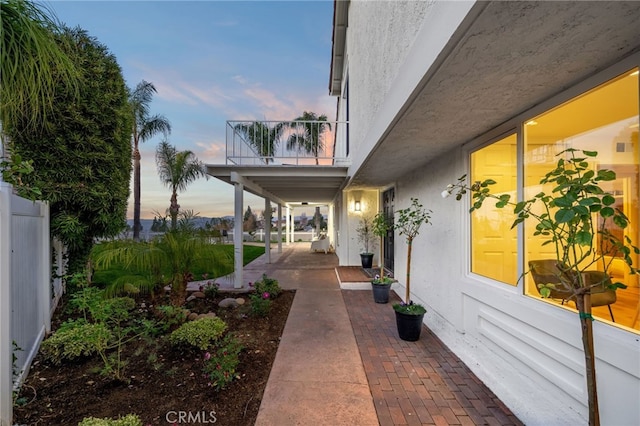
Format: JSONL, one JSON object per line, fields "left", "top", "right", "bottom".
{"left": 44, "top": 0, "right": 336, "bottom": 219}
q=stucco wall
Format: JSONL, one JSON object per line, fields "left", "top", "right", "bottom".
{"left": 346, "top": 0, "right": 432, "bottom": 154}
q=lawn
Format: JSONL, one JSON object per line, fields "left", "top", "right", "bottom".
{"left": 91, "top": 243, "right": 265, "bottom": 287}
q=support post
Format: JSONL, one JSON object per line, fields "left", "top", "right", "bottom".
{"left": 277, "top": 203, "right": 282, "bottom": 253}
{"left": 265, "top": 198, "right": 271, "bottom": 264}
{"left": 233, "top": 182, "right": 244, "bottom": 288}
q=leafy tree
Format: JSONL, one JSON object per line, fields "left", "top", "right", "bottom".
{"left": 155, "top": 140, "right": 206, "bottom": 230}
{"left": 129, "top": 80, "right": 171, "bottom": 240}
{"left": 243, "top": 206, "right": 257, "bottom": 235}
{"left": 286, "top": 111, "right": 331, "bottom": 165}
{"left": 0, "top": 0, "right": 79, "bottom": 133}
{"left": 233, "top": 121, "right": 285, "bottom": 164}
{"left": 7, "top": 27, "right": 132, "bottom": 273}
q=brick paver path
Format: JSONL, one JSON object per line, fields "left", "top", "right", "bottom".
{"left": 343, "top": 290, "right": 523, "bottom": 426}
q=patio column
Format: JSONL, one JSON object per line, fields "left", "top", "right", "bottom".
{"left": 264, "top": 198, "right": 271, "bottom": 264}
{"left": 286, "top": 206, "right": 291, "bottom": 244}
{"left": 233, "top": 181, "right": 243, "bottom": 288}
{"left": 277, "top": 203, "right": 282, "bottom": 253}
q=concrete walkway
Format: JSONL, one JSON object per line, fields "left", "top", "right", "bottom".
{"left": 254, "top": 244, "right": 378, "bottom": 425}
{"left": 227, "top": 243, "right": 520, "bottom": 425}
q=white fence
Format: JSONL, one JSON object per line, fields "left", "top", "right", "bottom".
{"left": 0, "top": 183, "right": 64, "bottom": 426}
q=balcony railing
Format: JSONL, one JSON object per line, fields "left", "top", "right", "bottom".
{"left": 226, "top": 120, "right": 349, "bottom": 166}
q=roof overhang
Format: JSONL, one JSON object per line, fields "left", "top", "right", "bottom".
{"left": 206, "top": 165, "right": 349, "bottom": 206}
{"left": 329, "top": 0, "right": 349, "bottom": 96}
{"left": 348, "top": 1, "right": 640, "bottom": 188}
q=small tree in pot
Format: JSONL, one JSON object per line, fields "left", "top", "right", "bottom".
{"left": 392, "top": 198, "right": 432, "bottom": 341}
{"left": 370, "top": 212, "right": 393, "bottom": 303}
{"left": 356, "top": 216, "right": 376, "bottom": 269}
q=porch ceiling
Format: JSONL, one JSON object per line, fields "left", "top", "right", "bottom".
{"left": 350, "top": 1, "right": 640, "bottom": 188}
{"left": 206, "top": 165, "right": 349, "bottom": 205}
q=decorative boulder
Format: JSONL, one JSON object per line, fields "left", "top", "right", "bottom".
{"left": 218, "top": 298, "right": 239, "bottom": 308}
{"left": 193, "top": 291, "right": 206, "bottom": 299}
{"left": 235, "top": 298, "right": 245, "bottom": 305}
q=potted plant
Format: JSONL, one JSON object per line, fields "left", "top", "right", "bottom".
{"left": 370, "top": 212, "right": 393, "bottom": 303}
{"left": 356, "top": 216, "right": 376, "bottom": 269}
{"left": 443, "top": 148, "right": 639, "bottom": 426}
{"left": 392, "top": 198, "right": 432, "bottom": 341}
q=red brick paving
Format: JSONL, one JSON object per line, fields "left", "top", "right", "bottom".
{"left": 343, "top": 289, "right": 523, "bottom": 426}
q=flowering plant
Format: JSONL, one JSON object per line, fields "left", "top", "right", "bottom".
{"left": 392, "top": 301, "right": 426, "bottom": 315}
{"left": 443, "top": 148, "right": 639, "bottom": 425}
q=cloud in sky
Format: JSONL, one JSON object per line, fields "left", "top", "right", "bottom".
{"left": 49, "top": 0, "right": 335, "bottom": 219}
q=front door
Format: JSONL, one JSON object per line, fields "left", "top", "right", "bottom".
{"left": 382, "top": 188, "right": 395, "bottom": 273}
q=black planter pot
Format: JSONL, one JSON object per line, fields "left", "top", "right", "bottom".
{"left": 395, "top": 311, "right": 425, "bottom": 341}
{"left": 371, "top": 283, "right": 391, "bottom": 304}
{"left": 360, "top": 253, "right": 374, "bottom": 269}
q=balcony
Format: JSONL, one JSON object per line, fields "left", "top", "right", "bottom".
{"left": 225, "top": 119, "right": 349, "bottom": 166}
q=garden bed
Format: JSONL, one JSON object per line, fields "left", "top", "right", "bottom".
{"left": 13, "top": 290, "right": 295, "bottom": 426}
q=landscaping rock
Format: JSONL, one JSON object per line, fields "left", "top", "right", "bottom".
{"left": 204, "top": 312, "right": 216, "bottom": 318}
{"left": 188, "top": 313, "right": 199, "bottom": 321}
{"left": 235, "top": 298, "right": 245, "bottom": 305}
{"left": 186, "top": 295, "right": 196, "bottom": 302}
{"left": 219, "top": 298, "right": 239, "bottom": 308}
{"left": 193, "top": 291, "right": 206, "bottom": 299}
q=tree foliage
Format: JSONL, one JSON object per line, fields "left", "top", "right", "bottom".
{"left": 0, "top": 0, "right": 80, "bottom": 133}
{"left": 286, "top": 111, "right": 331, "bottom": 164}
{"left": 7, "top": 27, "right": 132, "bottom": 272}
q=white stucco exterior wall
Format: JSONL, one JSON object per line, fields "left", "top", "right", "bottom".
{"left": 333, "top": 1, "right": 640, "bottom": 424}
{"left": 390, "top": 149, "right": 640, "bottom": 426}
{"left": 345, "top": 0, "right": 432, "bottom": 154}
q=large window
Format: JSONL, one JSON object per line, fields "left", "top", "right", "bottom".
{"left": 470, "top": 68, "right": 639, "bottom": 331}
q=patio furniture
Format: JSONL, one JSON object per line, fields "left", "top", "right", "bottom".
{"left": 310, "top": 236, "right": 330, "bottom": 254}
{"left": 528, "top": 260, "right": 616, "bottom": 321}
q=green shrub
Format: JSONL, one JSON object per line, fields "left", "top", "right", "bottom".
{"left": 202, "top": 335, "right": 243, "bottom": 390}
{"left": 78, "top": 414, "right": 142, "bottom": 426}
{"left": 169, "top": 317, "right": 227, "bottom": 350}
{"left": 156, "top": 305, "right": 187, "bottom": 332}
{"left": 41, "top": 320, "right": 111, "bottom": 365}
{"left": 253, "top": 274, "right": 281, "bottom": 298}
{"left": 249, "top": 292, "right": 272, "bottom": 317}
{"left": 202, "top": 281, "right": 219, "bottom": 299}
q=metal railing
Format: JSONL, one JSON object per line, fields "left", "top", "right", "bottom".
{"left": 226, "top": 119, "right": 349, "bottom": 166}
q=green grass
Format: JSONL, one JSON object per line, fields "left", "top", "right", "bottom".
{"left": 91, "top": 243, "right": 265, "bottom": 287}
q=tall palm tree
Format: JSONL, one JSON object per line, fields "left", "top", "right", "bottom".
{"left": 129, "top": 80, "right": 171, "bottom": 240}
{"left": 233, "top": 121, "right": 285, "bottom": 164}
{"left": 286, "top": 111, "right": 331, "bottom": 165}
{"left": 1, "top": 0, "right": 79, "bottom": 133}
{"left": 155, "top": 140, "right": 206, "bottom": 230}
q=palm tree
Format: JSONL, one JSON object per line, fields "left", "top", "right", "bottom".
{"left": 129, "top": 80, "right": 171, "bottom": 240}
{"left": 155, "top": 140, "right": 206, "bottom": 230}
{"left": 1, "top": 0, "right": 79, "bottom": 133}
{"left": 234, "top": 121, "right": 285, "bottom": 164}
{"left": 286, "top": 111, "right": 332, "bottom": 165}
{"left": 93, "top": 230, "right": 232, "bottom": 306}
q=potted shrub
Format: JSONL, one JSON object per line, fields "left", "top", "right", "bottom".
{"left": 392, "top": 198, "right": 432, "bottom": 341}
{"left": 356, "top": 216, "right": 376, "bottom": 269}
{"left": 370, "top": 212, "right": 393, "bottom": 303}
{"left": 443, "top": 148, "right": 639, "bottom": 426}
